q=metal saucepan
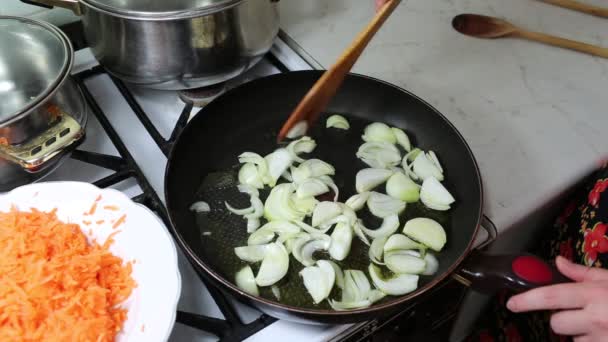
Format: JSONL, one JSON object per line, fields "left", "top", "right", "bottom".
{"left": 21, "top": 0, "right": 280, "bottom": 90}
{"left": 0, "top": 16, "right": 87, "bottom": 192}
{"left": 164, "top": 71, "right": 568, "bottom": 323}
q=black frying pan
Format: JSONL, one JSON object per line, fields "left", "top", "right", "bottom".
{"left": 165, "top": 71, "right": 568, "bottom": 324}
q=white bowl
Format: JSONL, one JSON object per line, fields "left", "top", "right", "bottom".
{"left": 0, "top": 182, "right": 181, "bottom": 342}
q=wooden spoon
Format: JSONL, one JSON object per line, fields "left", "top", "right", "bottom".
{"left": 538, "top": 0, "right": 608, "bottom": 19}
{"left": 452, "top": 14, "right": 608, "bottom": 58}
{"left": 277, "top": 0, "right": 402, "bottom": 142}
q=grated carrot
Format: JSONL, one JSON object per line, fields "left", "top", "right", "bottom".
{"left": 96, "top": 220, "right": 105, "bottom": 225}
{"left": 87, "top": 202, "right": 98, "bottom": 216}
{"left": 83, "top": 220, "right": 92, "bottom": 226}
{"left": 112, "top": 214, "right": 127, "bottom": 230}
{"left": 103, "top": 205, "right": 119, "bottom": 211}
{"left": 0, "top": 208, "right": 136, "bottom": 342}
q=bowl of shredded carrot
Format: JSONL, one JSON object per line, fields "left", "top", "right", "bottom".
{"left": 0, "top": 182, "right": 181, "bottom": 342}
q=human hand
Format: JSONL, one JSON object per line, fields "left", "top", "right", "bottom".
{"left": 375, "top": 0, "right": 390, "bottom": 12}
{"left": 507, "top": 256, "right": 608, "bottom": 341}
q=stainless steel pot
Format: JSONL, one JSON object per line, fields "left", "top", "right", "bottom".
{"left": 24, "top": 0, "right": 280, "bottom": 90}
{"left": 0, "top": 16, "right": 87, "bottom": 191}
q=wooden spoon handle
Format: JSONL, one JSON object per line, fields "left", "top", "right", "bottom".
{"left": 277, "top": 0, "right": 402, "bottom": 142}
{"left": 515, "top": 29, "right": 608, "bottom": 58}
{"left": 538, "top": 0, "right": 608, "bottom": 18}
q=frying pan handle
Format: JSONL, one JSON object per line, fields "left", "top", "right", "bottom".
{"left": 455, "top": 252, "right": 571, "bottom": 294}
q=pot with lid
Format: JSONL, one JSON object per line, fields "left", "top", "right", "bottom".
{"left": 21, "top": 0, "right": 280, "bottom": 90}
{"left": 0, "top": 16, "right": 87, "bottom": 191}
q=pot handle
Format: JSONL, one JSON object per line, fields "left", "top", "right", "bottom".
{"left": 20, "top": 0, "right": 83, "bottom": 15}
{"left": 454, "top": 252, "right": 571, "bottom": 294}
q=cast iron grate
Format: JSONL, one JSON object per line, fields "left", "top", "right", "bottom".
{"left": 71, "top": 66, "right": 278, "bottom": 341}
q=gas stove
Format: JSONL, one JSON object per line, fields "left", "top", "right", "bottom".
{"left": 44, "top": 23, "right": 494, "bottom": 342}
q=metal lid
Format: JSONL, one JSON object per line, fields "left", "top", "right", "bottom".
{"left": 81, "top": 0, "right": 244, "bottom": 19}
{"left": 0, "top": 17, "right": 72, "bottom": 126}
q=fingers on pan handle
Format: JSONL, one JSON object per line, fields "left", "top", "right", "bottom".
{"left": 458, "top": 252, "right": 571, "bottom": 294}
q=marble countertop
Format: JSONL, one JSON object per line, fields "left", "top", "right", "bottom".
{"left": 279, "top": 0, "right": 608, "bottom": 234}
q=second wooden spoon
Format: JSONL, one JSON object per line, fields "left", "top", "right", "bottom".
{"left": 452, "top": 14, "right": 608, "bottom": 58}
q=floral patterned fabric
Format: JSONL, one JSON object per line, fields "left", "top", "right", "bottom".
{"left": 468, "top": 161, "right": 608, "bottom": 342}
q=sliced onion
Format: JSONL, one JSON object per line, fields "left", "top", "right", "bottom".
{"left": 291, "top": 233, "right": 313, "bottom": 261}
{"left": 255, "top": 242, "right": 289, "bottom": 286}
{"left": 369, "top": 264, "right": 419, "bottom": 296}
{"left": 412, "top": 152, "right": 444, "bottom": 181}
{"left": 403, "top": 218, "right": 447, "bottom": 252}
{"left": 367, "top": 192, "right": 406, "bottom": 218}
{"left": 235, "top": 266, "right": 259, "bottom": 296}
{"left": 423, "top": 253, "right": 439, "bottom": 276}
{"left": 293, "top": 234, "right": 331, "bottom": 266}
{"left": 312, "top": 201, "right": 342, "bottom": 227}
{"left": 296, "top": 178, "right": 329, "bottom": 198}
{"left": 329, "top": 299, "right": 371, "bottom": 311}
{"left": 271, "top": 285, "right": 281, "bottom": 300}
{"left": 239, "top": 152, "right": 269, "bottom": 182}
{"left": 238, "top": 163, "right": 264, "bottom": 189}
{"left": 238, "top": 184, "right": 260, "bottom": 198}
{"left": 329, "top": 284, "right": 386, "bottom": 310}
{"left": 384, "top": 250, "right": 427, "bottom": 274}
{"left": 391, "top": 127, "right": 411, "bottom": 152}
{"left": 247, "top": 218, "right": 261, "bottom": 233}
{"left": 292, "top": 159, "right": 336, "bottom": 184}
{"left": 355, "top": 168, "right": 393, "bottom": 193}
{"left": 326, "top": 114, "right": 350, "bottom": 130}
{"left": 345, "top": 192, "right": 371, "bottom": 211}
{"left": 362, "top": 122, "right": 396, "bottom": 144}
{"left": 282, "top": 170, "right": 293, "bottom": 182}
{"left": 369, "top": 236, "right": 388, "bottom": 265}
{"left": 280, "top": 232, "right": 309, "bottom": 254}
{"left": 225, "top": 201, "right": 254, "bottom": 216}
{"left": 287, "top": 136, "right": 317, "bottom": 163}
{"left": 386, "top": 172, "right": 420, "bottom": 203}
{"left": 235, "top": 244, "right": 270, "bottom": 263}
{"left": 264, "top": 148, "right": 293, "bottom": 187}
{"left": 291, "top": 195, "right": 317, "bottom": 216}
{"left": 244, "top": 196, "right": 264, "bottom": 219}
{"left": 404, "top": 148, "right": 422, "bottom": 163}
{"left": 427, "top": 151, "right": 443, "bottom": 173}
{"left": 343, "top": 270, "right": 371, "bottom": 302}
{"left": 356, "top": 142, "right": 401, "bottom": 169}
{"left": 383, "top": 234, "right": 424, "bottom": 253}
{"left": 353, "top": 220, "right": 371, "bottom": 246}
{"left": 359, "top": 214, "right": 400, "bottom": 239}
{"left": 294, "top": 220, "right": 331, "bottom": 234}
{"left": 318, "top": 175, "right": 339, "bottom": 201}
{"left": 248, "top": 221, "right": 301, "bottom": 245}
{"left": 190, "top": 201, "right": 210, "bottom": 213}
{"left": 286, "top": 121, "right": 308, "bottom": 139}
{"left": 367, "top": 289, "right": 386, "bottom": 304}
{"left": 338, "top": 205, "right": 358, "bottom": 226}
{"left": 226, "top": 185, "right": 264, "bottom": 226}
{"left": 264, "top": 184, "right": 305, "bottom": 222}
{"left": 329, "top": 222, "right": 353, "bottom": 261}
{"left": 300, "top": 260, "right": 335, "bottom": 304}
{"left": 247, "top": 229, "right": 275, "bottom": 245}
{"left": 420, "top": 176, "right": 455, "bottom": 211}
{"left": 327, "top": 261, "right": 344, "bottom": 289}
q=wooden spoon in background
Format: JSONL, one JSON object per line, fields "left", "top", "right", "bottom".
{"left": 452, "top": 14, "right": 608, "bottom": 58}
{"left": 538, "top": 0, "right": 608, "bottom": 19}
